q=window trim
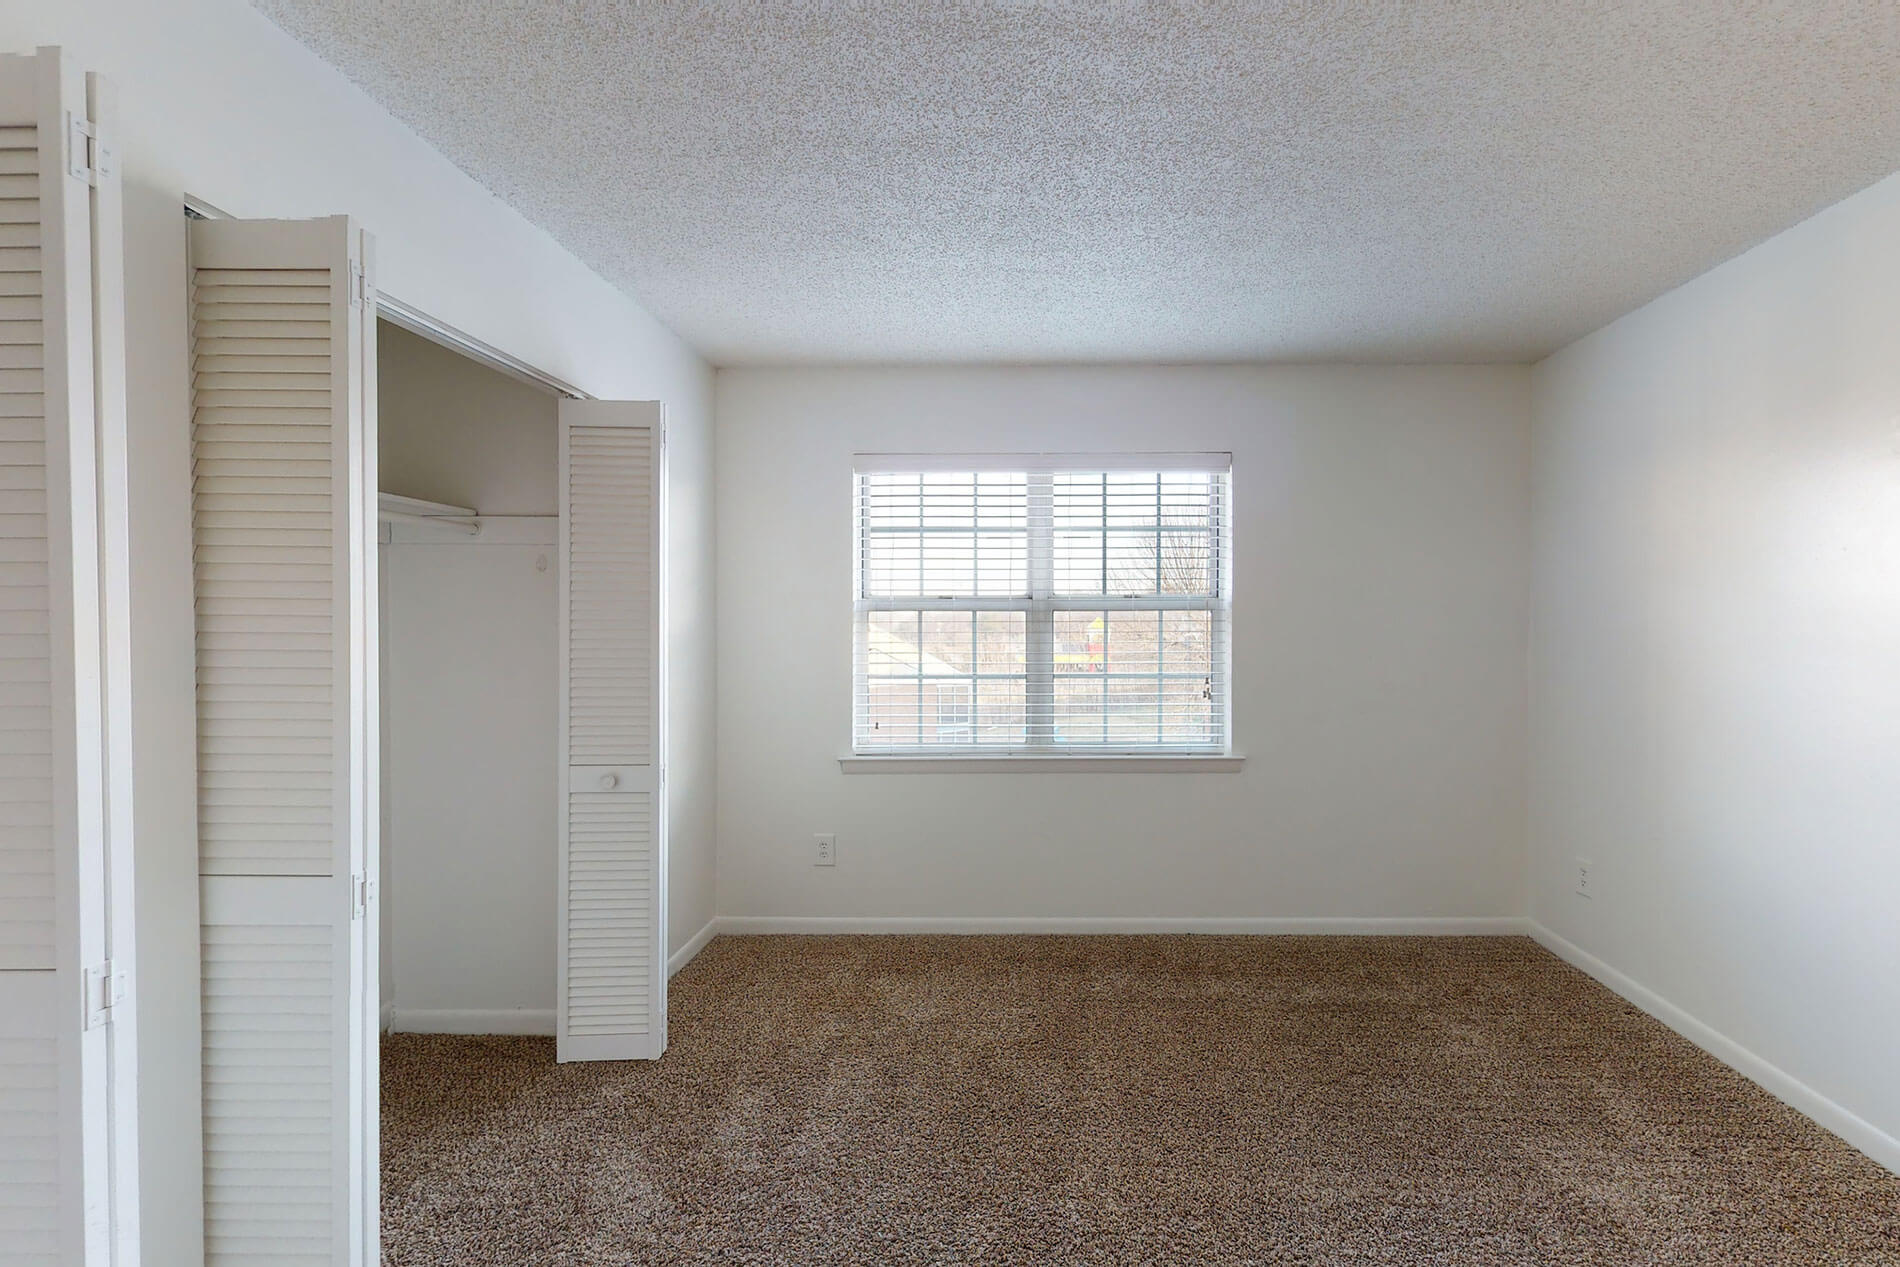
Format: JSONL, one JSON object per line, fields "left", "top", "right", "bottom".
{"left": 839, "top": 754, "right": 1247, "bottom": 774}
{"left": 851, "top": 453, "right": 1234, "bottom": 758}
{"left": 855, "top": 451, "right": 1233, "bottom": 473}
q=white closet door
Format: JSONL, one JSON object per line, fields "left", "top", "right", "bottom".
{"left": 190, "top": 215, "right": 377, "bottom": 1266}
{"left": 556, "top": 400, "right": 665, "bottom": 1063}
{"left": 0, "top": 46, "right": 136, "bottom": 1267}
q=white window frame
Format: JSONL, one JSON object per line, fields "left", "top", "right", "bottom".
{"left": 850, "top": 453, "right": 1236, "bottom": 767}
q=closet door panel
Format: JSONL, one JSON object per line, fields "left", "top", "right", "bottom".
{"left": 190, "top": 216, "right": 376, "bottom": 1267}
{"left": 198, "top": 878, "right": 346, "bottom": 1266}
{"left": 0, "top": 79, "right": 56, "bottom": 981}
{"left": 192, "top": 250, "right": 334, "bottom": 880}
{"left": 0, "top": 970, "right": 60, "bottom": 1263}
{"left": 0, "top": 45, "right": 130, "bottom": 1266}
{"left": 556, "top": 401, "right": 664, "bottom": 1063}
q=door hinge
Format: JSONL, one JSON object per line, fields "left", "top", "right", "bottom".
{"left": 83, "top": 961, "right": 128, "bottom": 1031}
{"left": 352, "top": 873, "right": 377, "bottom": 919}
{"left": 66, "top": 112, "right": 111, "bottom": 187}
{"left": 350, "top": 260, "right": 374, "bottom": 311}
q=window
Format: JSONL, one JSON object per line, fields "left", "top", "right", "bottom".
{"left": 853, "top": 454, "right": 1232, "bottom": 755}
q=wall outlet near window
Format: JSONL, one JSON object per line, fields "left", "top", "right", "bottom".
{"left": 1575, "top": 857, "right": 1594, "bottom": 899}
{"left": 814, "top": 834, "right": 837, "bottom": 867}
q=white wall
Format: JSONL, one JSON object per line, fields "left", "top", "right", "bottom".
{"left": 716, "top": 365, "right": 1531, "bottom": 926}
{"left": 380, "top": 322, "right": 559, "bottom": 514}
{"left": 383, "top": 540, "right": 559, "bottom": 1027}
{"left": 0, "top": 6, "right": 716, "bottom": 1261}
{"left": 379, "top": 324, "right": 560, "bottom": 1030}
{"left": 1529, "top": 171, "right": 1900, "bottom": 1169}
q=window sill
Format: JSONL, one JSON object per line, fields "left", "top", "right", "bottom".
{"left": 839, "top": 754, "right": 1246, "bottom": 774}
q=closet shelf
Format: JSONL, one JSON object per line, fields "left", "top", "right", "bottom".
{"left": 379, "top": 492, "right": 481, "bottom": 535}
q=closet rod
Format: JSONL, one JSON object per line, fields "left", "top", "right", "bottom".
{"left": 380, "top": 508, "right": 482, "bottom": 536}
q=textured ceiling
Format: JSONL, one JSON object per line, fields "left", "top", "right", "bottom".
{"left": 251, "top": 1, "right": 1900, "bottom": 365}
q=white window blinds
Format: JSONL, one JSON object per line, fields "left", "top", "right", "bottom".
{"left": 853, "top": 454, "right": 1232, "bottom": 755}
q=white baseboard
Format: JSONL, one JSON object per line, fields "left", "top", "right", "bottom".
{"left": 389, "top": 1008, "right": 555, "bottom": 1036}
{"left": 1529, "top": 922, "right": 1900, "bottom": 1177}
{"left": 668, "top": 918, "right": 718, "bottom": 977}
{"left": 380, "top": 923, "right": 716, "bottom": 1040}
{"left": 714, "top": 915, "right": 1529, "bottom": 936}
{"left": 383, "top": 922, "right": 716, "bottom": 1037}
{"left": 378, "top": 1001, "right": 394, "bottom": 1034}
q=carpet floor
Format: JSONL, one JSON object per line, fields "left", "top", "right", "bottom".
{"left": 381, "top": 936, "right": 1900, "bottom": 1265}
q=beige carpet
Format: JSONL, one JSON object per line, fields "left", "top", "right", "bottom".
{"left": 381, "top": 936, "right": 1899, "bottom": 1265}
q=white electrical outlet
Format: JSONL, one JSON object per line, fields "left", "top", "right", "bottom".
{"left": 1575, "top": 858, "right": 1594, "bottom": 899}
{"left": 813, "top": 833, "right": 836, "bottom": 867}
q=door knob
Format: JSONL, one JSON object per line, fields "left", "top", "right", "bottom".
{"left": 599, "top": 772, "right": 620, "bottom": 791}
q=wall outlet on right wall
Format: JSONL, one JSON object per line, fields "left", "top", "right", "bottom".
{"left": 1575, "top": 858, "right": 1594, "bottom": 899}
{"left": 814, "top": 833, "right": 837, "bottom": 867}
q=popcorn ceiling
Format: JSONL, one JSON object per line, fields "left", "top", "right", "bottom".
{"left": 251, "top": 1, "right": 1900, "bottom": 365}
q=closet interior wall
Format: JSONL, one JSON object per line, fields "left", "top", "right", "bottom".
{"left": 377, "top": 320, "right": 561, "bottom": 1033}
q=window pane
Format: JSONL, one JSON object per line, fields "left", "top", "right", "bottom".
{"left": 862, "top": 530, "right": 920, "bottom": 597}
{"left": 1054, "top": 675, "right": 1106, "bottom": 745}
{"left": 929, "top": 680, "right": 973, "bottom": 745}
{"left": 1053, "top": 474, "right": 1103, "bottom": 529}
{"left": 859, "top": 683, "right": 923, "bottom": 746}
{"left": 1053, "top": 611, "right": 1106, "bottom": 675}
{"left": 1159, "top": 530, "right": 1213, "bottom": 595}
{"left": 1164, "top": 472, "right": 1218, "bottom": 596}
{"left": 1106, "top": 678, "right": 1159, "bottom": 743}
{"left": 920, "top": 472, "right": 975, "bottom": 528}
{"left": 1163, "top": 610, "right": 1212, "bottom": 676}
{"left": 1161, "top": 472, "right": 1214, "bottom": 516}
{"left": 862, "top": 473, "right": 920, "bottom": 528}
{"left": 861, "top": 471, "right": 1028, "bottom": 599}
{"left": 1043, "top": 607, "right": 1221, "bottom": 748}
{"left": 1105, "top": 530, "right": 1157, "bottom": 595}
{"left": 919, "top": 611, "right": 973, "bottom": 673}
{"left": 975, "top": 531, "right": 1027, "bottom": 596}
{"left": 864, "top": 611, "right": 921, "bottom": 676}
{"left": 858, "top": 608, "right": 1028, "bottom": 749}
{"left": 1052, "top": 530, "right": 1102, "bottom": 595}
{"left": 920, "top": 532, "right": 974, "bottom": 596}
{"left": 976, "top": 471, "right": 1027, "bottom": 528}
{"left": 974, "top": 612, "right": 1024, "bottom": 674}
{"left": 975, "top": 679, "right": 1025, "bottom": 745}
{"left": 1053, "top": 610, "right": 1108, "bottom": 745}
{"left": 1106, "top": 472, "right": 1159, "bottom": 528}
{"left": 1103, "top": 611, "right": 1160, "bottom": 675}
{"left": 1161, "top": 677, "right": 1215, "bottom": 744}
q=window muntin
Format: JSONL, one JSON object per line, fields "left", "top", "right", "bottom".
{"left": 853, "top": 457, "right": 1231, "bottom": 755}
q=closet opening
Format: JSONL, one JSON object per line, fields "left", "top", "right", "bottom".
{"left": 184, "top": 206, "right": 668, "bottom": 1261}
{"left": 376, "top": 316, "right": 564, "bottom": 1054}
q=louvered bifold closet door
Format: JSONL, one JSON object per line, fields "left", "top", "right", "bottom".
{"left": 190, "top": 216, "right": 377, "bottom": 1267}
{"left": 556, "top": 400, "right": 664, "bottom": 1063}
{"left": 0, "top": 47, "right": 136, "bottom": 1267}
